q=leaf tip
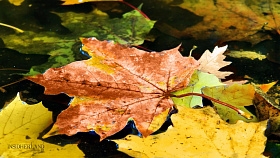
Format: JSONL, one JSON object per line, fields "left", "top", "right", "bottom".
{"left": 238, "top": 109, "right": 254, "bottom": 120}
{"left": 42, "top": 124, "right": 60, "bottom": 139}
{"left": 257, "top": 81, "right": 278, "bottom": 93}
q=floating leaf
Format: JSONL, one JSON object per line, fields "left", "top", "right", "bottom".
{"left": 172, "top": 70, "right": 224, "bottom": 108}
{"left": 198, "top": 45, "right": 232, "bottom": 79}
{"left": 114, "top": 106, "right": 268, "bottom": 158}
{"left": 28, "top": 38, "right": 200, "bottom": 140}
{"left": 202, "top": 83, "right": 258, "bottom": 123}
{"left": 0, "top": 93, "right": 84, "bottom": 157}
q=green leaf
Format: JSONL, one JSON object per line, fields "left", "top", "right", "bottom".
{"left": 2, "top": 6, "right": 154, "bottom": 76}
{"left": 202, "top": 84, "right": 258, "bottom": 123}
{"left": 81, "top": 5, "right": 155, "bottom": 45}
{"left": 172, "top": 70, "right": 224, "bottom": 108}
{"left": 55, "top": 5, "right": 155, "bottom": 46}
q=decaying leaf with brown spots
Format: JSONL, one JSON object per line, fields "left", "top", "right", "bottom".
{"left": 28, "top": 38, "right": 200, "bottom": 140}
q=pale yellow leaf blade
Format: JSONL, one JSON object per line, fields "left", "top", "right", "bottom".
{"left": 198, "top": 45, "right": 233, "bottom": 79}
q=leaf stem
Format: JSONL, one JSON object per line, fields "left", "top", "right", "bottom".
{"left": 0, "top": 22, "right": 24, "bottom": 33}
{"left": 0, "top": 78, "right": 26, "bottom": 92}
{"left": 172, "top": 92, "right": 253, "bottom": 120}
{"left": 0, "top": 68, "right": 29, "bottom": 71}
{"left": 189, "top": 45, "right": 197, "bottom": 57}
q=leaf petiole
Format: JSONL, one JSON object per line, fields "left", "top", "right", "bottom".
{"left": 189, "top": 45, "right": 197, "bottom": 57}
{"left": 171, "top": 92, "right": 253, "bottom": 120}
{"left": 0, "top": 78, "right": 26, "bottom": 93}
{"left": 0, "top": 22, "right": 24, "bottom": 33}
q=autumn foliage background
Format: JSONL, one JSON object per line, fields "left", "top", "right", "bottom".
{"left": 1, "top": 0, "right": 280, "bottom": 157}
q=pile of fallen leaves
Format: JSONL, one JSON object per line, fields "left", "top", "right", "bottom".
{"left": 1, "top": 37, "right": 278, "bottom": 157}
{"left": 1, "top": 0, "right": 280, "bottom": 157}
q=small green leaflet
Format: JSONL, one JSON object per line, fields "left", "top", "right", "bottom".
{"left": 172, "top": 70, "right": 224, "bottom": 108}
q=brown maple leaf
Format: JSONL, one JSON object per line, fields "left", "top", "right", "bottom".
{"left": 27, "top": 38, "right": 200, "bottom": 140}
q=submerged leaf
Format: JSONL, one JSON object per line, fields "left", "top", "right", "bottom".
{"left": 56, "top": 6, "right": 155, "bottom": 46}
{"left": 114, "top": 106, "right": 268, "bottom": 158}
{"left": 159, "top": 0, "right": 277, "bottom": 44}
{"left": 1, "top": 6, "right": 154, "bottom": 76}
{"left": 28, "top": 38, "right": 200, "bottom": 140}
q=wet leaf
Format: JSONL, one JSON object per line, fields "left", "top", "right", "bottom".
{"left": 227, "top": 50, "right": 267, "bottom": 60}
{"left": 28, "top": 38, "right": 200, "bottom": 140}
{"left": 56, "top": 6, "right": 155, "bottom": 46}
{"left": 0, "top": 93, "right": 84, "bottom": 157}
{"left": 114, "top": 106, "right": 268, "bottom": 158}
{"left": 253, "top": 82, "right": 279, "bottom": 121}
{"left": 198, "top": 45, "right": 232, "bottom": 79}
{"left": 172, "top": 70, "right": 224, "bottom": 108}
{"left": 253, "top": 85, "right": 280, "bottom": 133}
{"left": 0, "top": 92, "right": 52, "bottom": 151}
{"left": 2, "top": 7, "right": 154, "bottom": 75}
{"left": 159, "top": 0, "right": 280, "bottom": 44}
{"left": 202, "top": 83, "right": 258, "bottom": 123}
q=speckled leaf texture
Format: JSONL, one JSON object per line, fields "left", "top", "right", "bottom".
{"left": 28, "top": 38, "right": 200, "bottom": 140}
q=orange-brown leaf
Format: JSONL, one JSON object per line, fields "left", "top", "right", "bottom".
{"left": 28, "top": 38, "right": 200, "bottom": 140}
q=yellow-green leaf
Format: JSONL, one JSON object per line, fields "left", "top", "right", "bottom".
{"left": 172, "top": 70, "right": 224, "bottom": 108}
{"left": 202, "top": 83, "right": 258, "bottom": 123}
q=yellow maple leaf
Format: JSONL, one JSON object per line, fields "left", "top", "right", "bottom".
{"left": 114, "top": 106, "right": 268, "bottom": 158}
{"left": 0, "top": 93, "right": 84, "bottom": 157}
